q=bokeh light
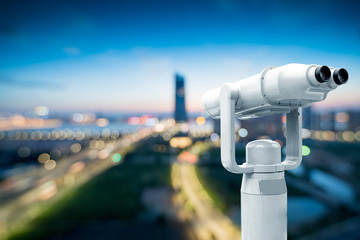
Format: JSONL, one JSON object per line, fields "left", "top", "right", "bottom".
{"left": 70, "top": 143, "right": 82, "bottom": 153}
{"left": 112, "top": 153, "right": 122, "bottom": 163}
{"left": 195, "top": 116, "right": 206, "bottom": 126}
{"left": 96, "top": 118, "right": 109, "bottom": 127}
{"left": 170, "top": 137, "right": 193, "bottom": 149}
{"left": 69, "top": 161, "right": 86, "bottom": 174}
{"left": 302, "top": 129, "right": 311, "bottom": 139}
{"left": 44, "top": 160, "right": 56, "bottom": 170}
{"left": 98, "top": 149, "right": 110, "bottom": 159}
{"left": 154, "top": 123, "right": 165, "bottom": 132}
{"left": 210, "top": 133, "right": 219, "bottom": 142}
{"left": 302, "top": 145, "right": 311, "bottom": 156}
{"left": 238, "top": 128, "right": 248, "bottom": 138}
{"left": 342, "top": 131, "right": 355, "bottom": 142}
{"left": 178, "top": 151, "right": 197, "bottom": 164}
{"left": 335, "top": 112, "right": 350, "bottom": 123}
{"left": 34, "top": 106, "right": 49, "bottom": 116}
{"left": 38, "top": 153, "right": 50, "bottom": 163}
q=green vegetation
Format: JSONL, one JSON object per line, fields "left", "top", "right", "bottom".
{"left": 8, "top": 162, "right": 171, "bottom": 240}
{"left": 195, "top": 147, "right": 243, "bottom": 213}
{"left": 196, "top": 166, "right": 240, "bottom": 213}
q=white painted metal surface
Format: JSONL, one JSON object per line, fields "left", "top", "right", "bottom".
{"left": 241, "top": 141, "right": 287, "bottom": 240}
{"left": 201, "top": 63, "right": 348, "bottom": 240}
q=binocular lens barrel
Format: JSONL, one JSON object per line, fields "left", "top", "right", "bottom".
{"left": 333, "top": 68, "right": 349, "bottom": 85}
{"left": 315, "top": 65, "right": 331, "bottom": 83}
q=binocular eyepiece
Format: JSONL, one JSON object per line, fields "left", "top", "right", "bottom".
{"left": 315, "top": 65, "right": 331, "bottom": 83}
{"left": 315, "top": 65, "right": 348, "bottom": 85}
{"left": 333, "top": 68, "right": 349, "bottom": 85}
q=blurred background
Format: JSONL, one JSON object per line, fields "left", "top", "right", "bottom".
{"left": 1, "top": 0, "right": 360, "bottom": 239}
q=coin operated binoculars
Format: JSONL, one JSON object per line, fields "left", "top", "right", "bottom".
{"left": 202, "top": 63, "right": 348, "bottom": 240}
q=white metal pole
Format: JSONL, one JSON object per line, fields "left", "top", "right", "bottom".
{"left": 241, "top": 140, "right": 287, "bottom": 240}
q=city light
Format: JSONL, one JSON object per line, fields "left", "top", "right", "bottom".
{"left": 177, "top": 151, "right": 197, "bottom": 164}
{"left": 356, "top": 131, "right": 360, "bottom": 141}
{"left": 195, "top": 116, "right": 206, "bottom": 125}
{"left": 0, "top": 120, "right": 153, "bottom": 239}
{"left": 343, "top": 131, "right": 355, "bottom": 142}
{"left": 38, "top": 181, "right": 57, "bottom": 201}
{"left": 70, "top": 143, "right": 82, "bottom": 153}
{"left": 1, "top": 109, "right": 360, "bottom": 240}
{"left": 336, "top": 132, "right": 343, "bottom": 141}
{"left": 170, "top": 137, "right": 193, "bottom": 149}
{"left": 72, "top": 113, "right": 84, "bottom": 123}
{"left": 112, "top": 153, "right": 122, "bottom": 163}
{"left": 69, "top": 161, "right": 86, "bottom": 174}
{"left": 180, "top": 123, "right": 190, "bottom": 133}
{"left": 238, "top": 128, "right": 248, "bottom": 138}
{"left": 171, "top": 162, "right": 241, "bottom": 239}
{"left": 322, "top": 131, "right": 336, "bottom": 141}
{"left": 44, "top": 160, "right": 57, "bottom": 170}
{"left": 302, "top": 145, "right": 311, "bottom": 156}
{"left": 75, "top": 131, "right": 85, "bottom": 140}
{"left": 314, "top": 131, "right": 323, "bottom": 141}
{"left": 98, "top": 149, "right": 110, "bottom": 159}
{"left": 154, "top": 123, "right": 165, "bottom": 132}
{"left": 302, "top": 128, "right": 311, "bottom": 139}
{"left": 11, "top": 115, "right": 26, "bottom": 126}
{"left": 34, "top": 106, "right": 49, "bottom": 116}
{"left": 210, "top": 133, "right": 219, "bottom": 142}
{"left": 0, "top": 115, "right": 62, "bottom": 131}
{"left": 335, "top": 112, "right": 350, "bottom": 123}
{"left": 128, "top": 117, "right": 140, "bottom": 125}
{"left": 96, "top": 118, "right": 109, "bottom": 127}
{"left": 101, "top": 129, "right": 111, "bottom": 139}
{"left": 38, "top": 153, "right": 50, "bottom": 164}
{"left": 89, "top": 140, "right": 105, "bottom": 149}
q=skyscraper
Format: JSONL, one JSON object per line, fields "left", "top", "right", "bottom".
{"left": 174, "top": 74, "right": 187, "bottom": 122}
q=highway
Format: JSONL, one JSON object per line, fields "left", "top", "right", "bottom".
{"left": 0, "top": 127, "right": 153, "bottom": 239}
{"left": 171, "top": 160, "right": 241, "bottom": 240}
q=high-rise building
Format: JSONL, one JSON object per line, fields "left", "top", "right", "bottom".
{"left": 174, "top": 74, "right": 188, "bottom": 122}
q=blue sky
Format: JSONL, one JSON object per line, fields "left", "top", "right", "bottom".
{"left": 0, "top": 0, "right": 359, "bottom": 113}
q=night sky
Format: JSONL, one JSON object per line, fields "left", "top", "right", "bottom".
{"left": 1, "top": 0, "right": 359, "bottom": 113}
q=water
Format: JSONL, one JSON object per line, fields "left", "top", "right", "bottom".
{"left": 288, "top": 197, "right": 328, "bottom": 225}
{"left": 311, "top": 169, "right": 355, "bottom": 203}
{"left": 290, "top": 164, "right": 355, "bottom": 203}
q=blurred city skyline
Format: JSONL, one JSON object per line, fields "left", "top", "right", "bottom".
{"left": 1, "top": 0, "right": 360, "bottom": 114}
{"left": 1, "top": 1, "right": 360, "bottom": 239}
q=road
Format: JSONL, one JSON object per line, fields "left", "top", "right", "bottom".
{"left": 0, "top": 127, "right": 153, "bottom": 238}
{"left": 171, "top": 161, "right": 241, "bottom": 240}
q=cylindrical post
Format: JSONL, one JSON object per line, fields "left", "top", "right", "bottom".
{"left": 241, "top": 140, "right": 287, "bottom": 240}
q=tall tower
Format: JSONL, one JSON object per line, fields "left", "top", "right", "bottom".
{"left": 174, "top": 74, "right": 188, "bottom": 122}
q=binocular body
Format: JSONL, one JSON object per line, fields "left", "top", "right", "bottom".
{"left": 203, "top": 64, "right": 348, "bottom": 119}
